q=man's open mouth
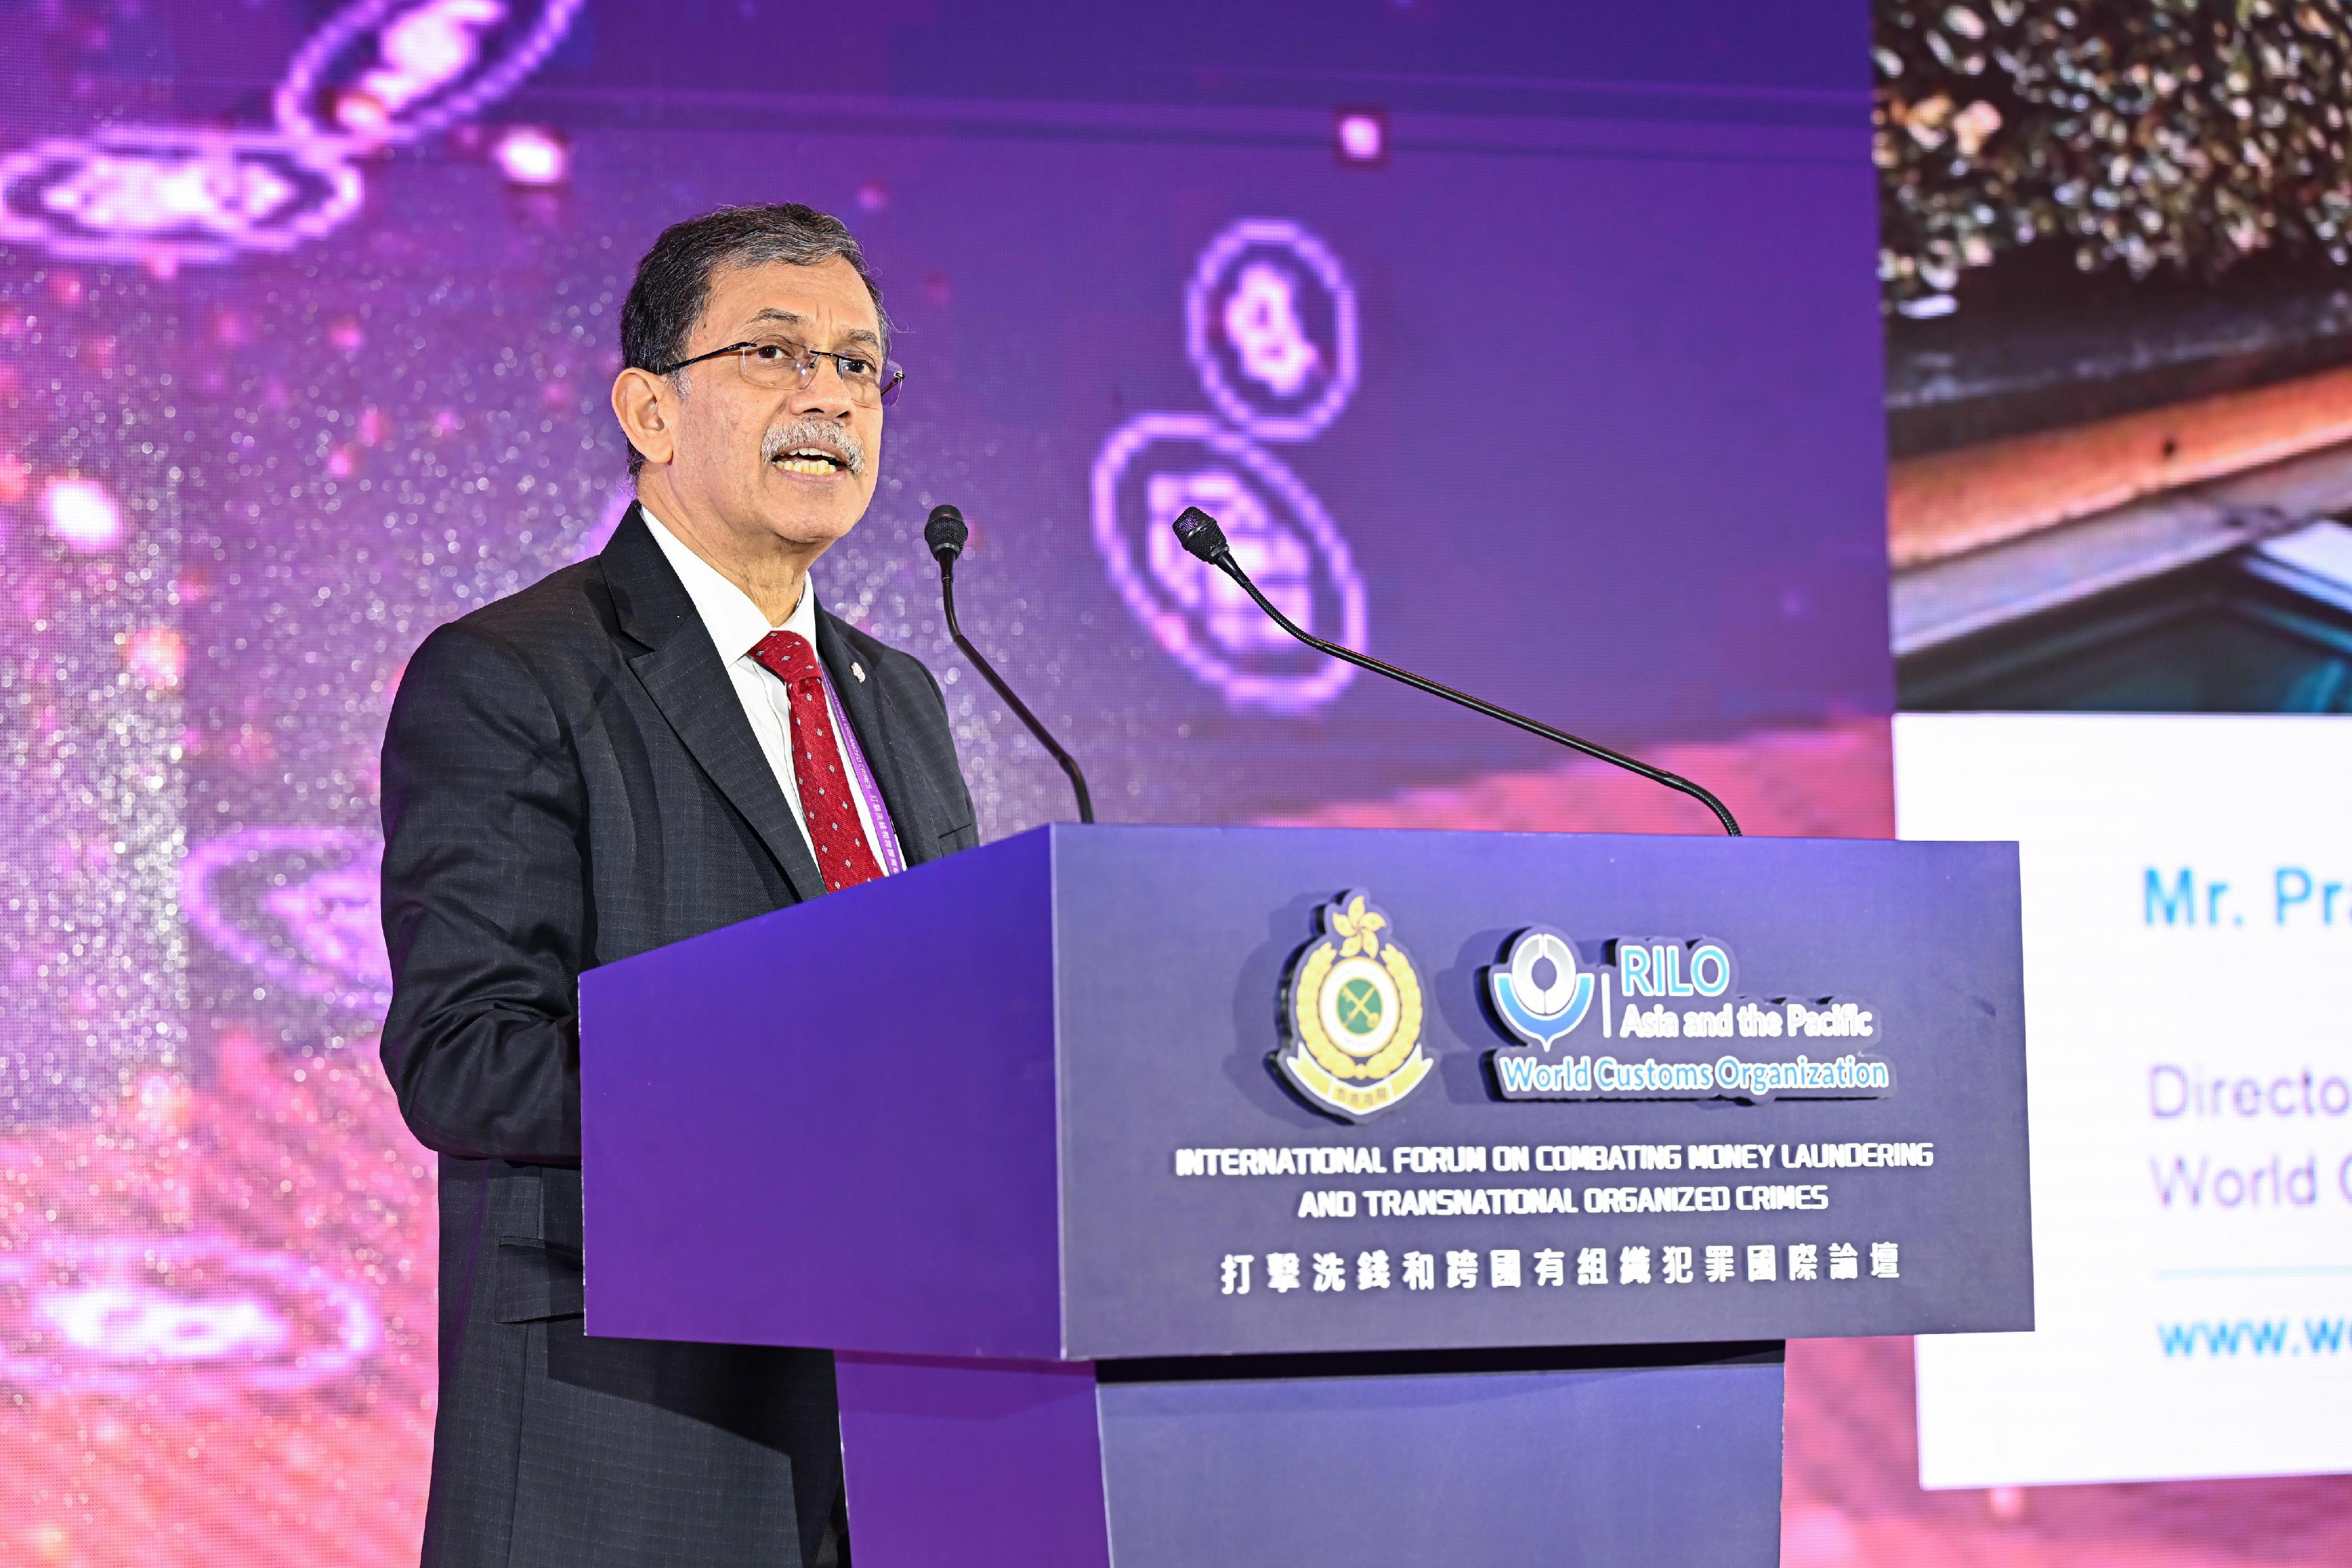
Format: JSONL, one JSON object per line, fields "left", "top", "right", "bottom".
{"left": 773, "top": 444, "right": 850, "bottom": 476}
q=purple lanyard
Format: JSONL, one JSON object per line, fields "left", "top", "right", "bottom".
{"left": 818, "top": 670, "right": 906, "bottom": 876}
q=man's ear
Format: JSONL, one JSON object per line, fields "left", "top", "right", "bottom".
{"left": 611, "top": 367, "right": 677, "bottom": 469}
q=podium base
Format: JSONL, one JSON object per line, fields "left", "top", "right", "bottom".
{"left": 838, "top": 1343, "right": 1785, "bottom": 1567}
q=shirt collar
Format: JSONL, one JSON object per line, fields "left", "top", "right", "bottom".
{"left": 638, "top": 503, "right": 817, "bottom": 661}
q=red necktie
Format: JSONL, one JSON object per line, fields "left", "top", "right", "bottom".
{"left": 748, "top": 630, "right": 885, "bottom": 892}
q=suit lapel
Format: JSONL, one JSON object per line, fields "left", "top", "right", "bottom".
{"left": 815, "top": 608, "right": 930, "bottom": 867}
{"left": 602, "top": 506, "right": 826, "bottom": 904}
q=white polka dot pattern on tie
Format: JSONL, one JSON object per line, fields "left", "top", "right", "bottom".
{"left": 747, "top": 630, "right": 886, "bottom": 893}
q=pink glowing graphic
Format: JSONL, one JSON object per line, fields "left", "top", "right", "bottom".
{"left": 42, "top": 476, "right": 122, "bottom": 551}
{"left": 0, "top": 1235, "right": 380, "bottom": 1396}
{"left": 1094, "top": 219, "right": 1367, "bottom": 713}
{"left": 355, "top": 0, "right": 507, "bottom": 119}
{"left": 1092, "top": 412, "right": 1365, "bottom": 714}
{"left": 1185, "top": 218, "right": 1360, "bottom": 443}
{"left": 1221, "top": 263, "right": 1321, "bottom": 397}
{"left": 490, "top": 125, "right": 569, "bottom": 186}
{"left": 0, "top": 129, "right": 365, "bottom": 267}
{"left": 1335, "top": 109, "right": 1387, "bottom": 164}
{"left": 181, "top": 828, "right": 392, "bottom": 1012}
{"left": 276, "top": 0, "right": 589, "bottom": 151}
{"left": 123, "top": 626, "right": 186, "bottom": 688}
{"left": 44, "top": 1285, "right": 289, "bottom": 1363}
{"left": 1145, "top": 469, "right": 1315, "bottom": 654}
{"left": 0, "top": 0, "right": 582, "bottom": 266}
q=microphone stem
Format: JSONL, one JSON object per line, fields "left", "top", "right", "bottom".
{"left": 1213, "top": 561, "right": 1742, "bottom": 837}
{"left": 938, "top": 561, "right": 1096, "bottom": 824}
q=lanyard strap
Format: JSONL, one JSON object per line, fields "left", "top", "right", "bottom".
{"left": 820, "top": 672, "right": 906, "bottom": 877}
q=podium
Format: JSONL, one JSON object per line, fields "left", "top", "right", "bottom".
{"left": 579, "top": 825, "right": 2030, "bottom": 1567}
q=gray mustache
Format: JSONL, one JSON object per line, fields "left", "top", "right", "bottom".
{"left": 761, "top": 417, "right": 867, "bottom": 476}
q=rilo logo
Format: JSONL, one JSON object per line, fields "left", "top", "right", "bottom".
{"left": 1276, "top": 891, "right": 1432, "bottom": 1122}
{"left": 1482, "top": 930, "right": 1893, "bottom": 1104}
{"left": 1486, "top": 926, "right": 1593, "bottom": 1048}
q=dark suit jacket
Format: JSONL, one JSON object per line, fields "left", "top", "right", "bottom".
{"left": 379, "top": 506, "right": 977, "bottom": 1568}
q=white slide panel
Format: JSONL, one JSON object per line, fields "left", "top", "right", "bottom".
{"left": 1899, "top": 713, "right": 2352, "bottom": 1488}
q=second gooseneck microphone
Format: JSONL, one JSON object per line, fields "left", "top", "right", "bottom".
{"left": 924, "top": 504, "right": 1095, "bottom": 824}
{"left": 1169, "top": 507, "right": 1743, "bottom": 836}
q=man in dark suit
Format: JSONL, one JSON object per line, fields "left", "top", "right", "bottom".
{"left": 379, "top": 204, "right": 976, "bottom": 1567}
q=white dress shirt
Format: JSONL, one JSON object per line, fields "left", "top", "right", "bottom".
{"left": 640, "top": 507, "right": 891, "bottom": 875}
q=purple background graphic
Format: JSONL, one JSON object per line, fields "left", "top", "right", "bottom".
{"left": 1185, "top": 218, "right": 1360, "bottom": 443}
{"left": 0, "top": 2, "right": 1904, "bottom": 1563}
{"left": 1091, "top": 409, "right": 1371, "bottom": 714}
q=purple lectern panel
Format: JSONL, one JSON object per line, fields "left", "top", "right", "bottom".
{"left": 578, "top": 836, "right": 1065, "bottom": 1358}
{"left": 1050, "top": 826, "right": 2028, "bottom": 1357}
{"left": 1095, "top": 1352, "right": 1786, "bottom": 1568}
{"left": 834, "top": 1353, "right": 1112, "bottom": 1568}
{"left": 581, "top": 825, "right": 2029, "bottom": 1362}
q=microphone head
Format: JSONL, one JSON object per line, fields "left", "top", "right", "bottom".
{"left": 1171, "top": 506, "right": 1230, "bottom": 563}
{"left": 923, "top": 503, "right": 968, "bottom": 563}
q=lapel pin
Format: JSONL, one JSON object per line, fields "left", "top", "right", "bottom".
{"left": 851, "top": 661, "right": 866, "bottom": 683}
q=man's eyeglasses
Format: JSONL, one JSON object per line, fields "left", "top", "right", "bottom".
{"left": 653, "top": 338, "right": 906, "bottom": 408}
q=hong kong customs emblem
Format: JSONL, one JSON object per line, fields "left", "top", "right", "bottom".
{"left": 1277, "top": 891, "right": 1431, "bottom": 1121}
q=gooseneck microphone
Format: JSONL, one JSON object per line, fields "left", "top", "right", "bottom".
{"left": 925, "top": 504, "right": 1095, "bottom": 824}
{"left": 1169, "top": 507, "right": 1743, "bottom": 836}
